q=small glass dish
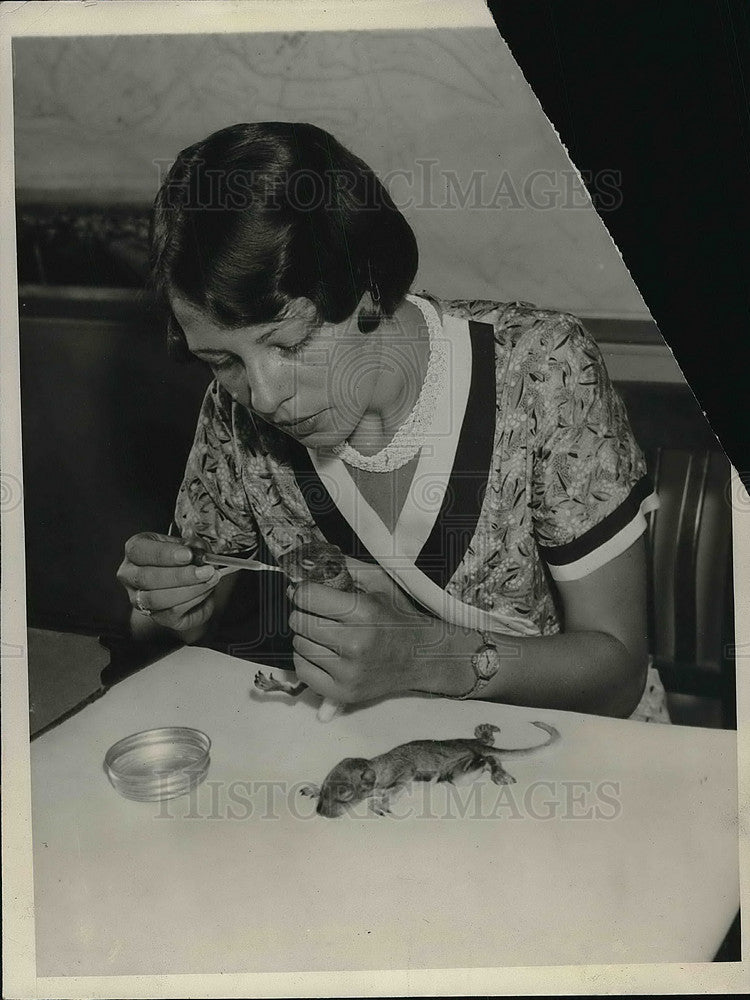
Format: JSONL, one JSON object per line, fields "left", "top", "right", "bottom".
{"left": 103, "top": 727, "right": 211, "bottom": 801}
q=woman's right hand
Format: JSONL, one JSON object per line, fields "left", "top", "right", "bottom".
{"left": 117, "top": 531, "right": 221, "bottom": 635}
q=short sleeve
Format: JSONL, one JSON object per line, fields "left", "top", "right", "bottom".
{"left": 529, "top": 315, "right": 658, "bottom": 581}
{"left": 172, "top": 381, "right": 259, "bottom": 555}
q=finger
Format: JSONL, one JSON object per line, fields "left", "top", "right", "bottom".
{"left": 128, "top": 574, "right": 220, "bottom": 613}
{"left": 288, "top": 608, "right": 345, "bottom": 652}
{"left": 124, "top": 532, "right": 195, "bottom": 568}
{"left": 292, "top": 650, "right": 342, "bottom": 701}
{"left": 291, "top": 580, "right": 362, "bottom": 620}
{"left": 294, "top": 616, "right": 372, "bottom": 665}
{"left": 122, "top": 562, "right": 218, "bottom": 592}
{"left": 317, "top": 698, "right": 341, "bottom": 723}
{"left": 292, "top": 632, "right": 341, "bottom": 668}
{"left": 152, "top": 591, "right": 215, "bottom": 632}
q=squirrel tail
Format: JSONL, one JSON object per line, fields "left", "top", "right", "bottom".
{"left": 475, "top": 721, "right": 560, "bottom": 755}
{"left": 505, "top": 721, "right": 560, "bottom": 755}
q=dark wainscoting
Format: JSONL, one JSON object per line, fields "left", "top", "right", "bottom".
{"left": 19, "top": 289, "right": 210, "bottom": 633}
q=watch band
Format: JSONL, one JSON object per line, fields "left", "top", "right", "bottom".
{"left": 454, "top": 631, "right": 501, "bottom": 700}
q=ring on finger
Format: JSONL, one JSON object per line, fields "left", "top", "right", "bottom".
{"left": 134, "top": 589, "right": 152, "bottom": 617}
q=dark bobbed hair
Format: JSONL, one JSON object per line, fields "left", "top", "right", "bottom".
{"left": 149, "top": 122, "right": 419, "bottom": 359}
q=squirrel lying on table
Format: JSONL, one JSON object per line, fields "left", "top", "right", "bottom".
{"left": 301, "top": 721, "right": 561, "bottom": 818}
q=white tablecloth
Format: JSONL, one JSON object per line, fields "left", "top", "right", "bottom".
{"left": 31, "top": 646, "right": 739, "bottom": 975}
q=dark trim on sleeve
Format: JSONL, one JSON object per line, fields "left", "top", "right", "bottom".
{"left": 539, "top": 475, "right": 654, "bottom": 567}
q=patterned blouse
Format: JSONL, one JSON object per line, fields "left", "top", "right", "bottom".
{"left": 173, "top": 296, "right": 670, "bottom": 723}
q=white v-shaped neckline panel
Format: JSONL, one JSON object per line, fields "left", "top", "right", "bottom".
{"left": 306, "top": 315, "right": 540, "bottom": 638}
{"left": 307, "top": 312, "right": 472, "bottom": 560}
{"left": 393, "top": 313, "right": 472, "bottom": 559}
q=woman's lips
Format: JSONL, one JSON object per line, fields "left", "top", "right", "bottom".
{"left": 275, "top": 410, "right": 326, "bottom": 436}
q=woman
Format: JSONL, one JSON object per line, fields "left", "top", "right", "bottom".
{"left": 117, "top": 121, "right": 669, "bottom": 722}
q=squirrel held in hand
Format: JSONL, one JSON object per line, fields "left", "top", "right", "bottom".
{"left": 254, "top": 540, "right": 356, "bottom": 700}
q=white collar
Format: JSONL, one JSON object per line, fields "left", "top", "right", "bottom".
{"left": 309, "top": 311, "right": 472, "bottom": 560}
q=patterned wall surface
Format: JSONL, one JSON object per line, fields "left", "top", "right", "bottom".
{"left": 12, "top": 30, "right": 649, "bottom": 317}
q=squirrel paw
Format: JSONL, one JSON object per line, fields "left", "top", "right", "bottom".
{"left": 369, "top": 796, "right": 393, "bottom": 816}
{"left": 254, "top": 670, "right": 305, "bottom": 696}
{"left": 254, "top": 670, "right": 282, "bottom": 692}
{"left": 489, "top": 768, "right": 516, "bottom": 786}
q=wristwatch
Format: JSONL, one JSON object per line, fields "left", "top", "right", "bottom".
{"left": 454, "top": 631, "right": 502, "bottom": 700}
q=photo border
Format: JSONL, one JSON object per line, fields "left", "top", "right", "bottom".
{"left": 1, "top": 2, "right": 747, "bottom": 996}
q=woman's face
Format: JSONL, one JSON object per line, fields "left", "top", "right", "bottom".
{"left": 171, "top": 295, "right": 389, "bottom": 449}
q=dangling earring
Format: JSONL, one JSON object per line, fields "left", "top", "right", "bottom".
{"left": 358, "top": 262, "right": 381, "bottom": 334}
{"left": 370, "top": 262, "right": 381, "bottom": 305}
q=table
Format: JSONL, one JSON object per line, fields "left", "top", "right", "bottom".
{"left": 31, "top": 646, "right": 739, "bottom": 976}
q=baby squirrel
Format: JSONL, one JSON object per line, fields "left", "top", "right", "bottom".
{"left": 254, "top": 540, "right": 356, "bottom": 699}
{"left": 302, "top": 721, "right": 561, "bottom": 817}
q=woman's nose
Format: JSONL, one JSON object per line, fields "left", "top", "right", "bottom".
{"left": 244, "top": 357, "right": 293, "bottom": 417}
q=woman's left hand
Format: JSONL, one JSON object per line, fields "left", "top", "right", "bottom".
{"left": 288, "top": 557, "right": 438, "bottom": 703}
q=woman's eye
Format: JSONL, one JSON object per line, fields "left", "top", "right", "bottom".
{"left": 277, "top": 330, "right": 315, "bottom": 356}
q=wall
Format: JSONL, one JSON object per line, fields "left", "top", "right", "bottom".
{"left": 13, "top": 29, "right": 650, "bottom": 319}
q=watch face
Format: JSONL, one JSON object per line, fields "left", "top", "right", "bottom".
{"left": 475, "top": 646, "right": 500, "bottom": 681}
